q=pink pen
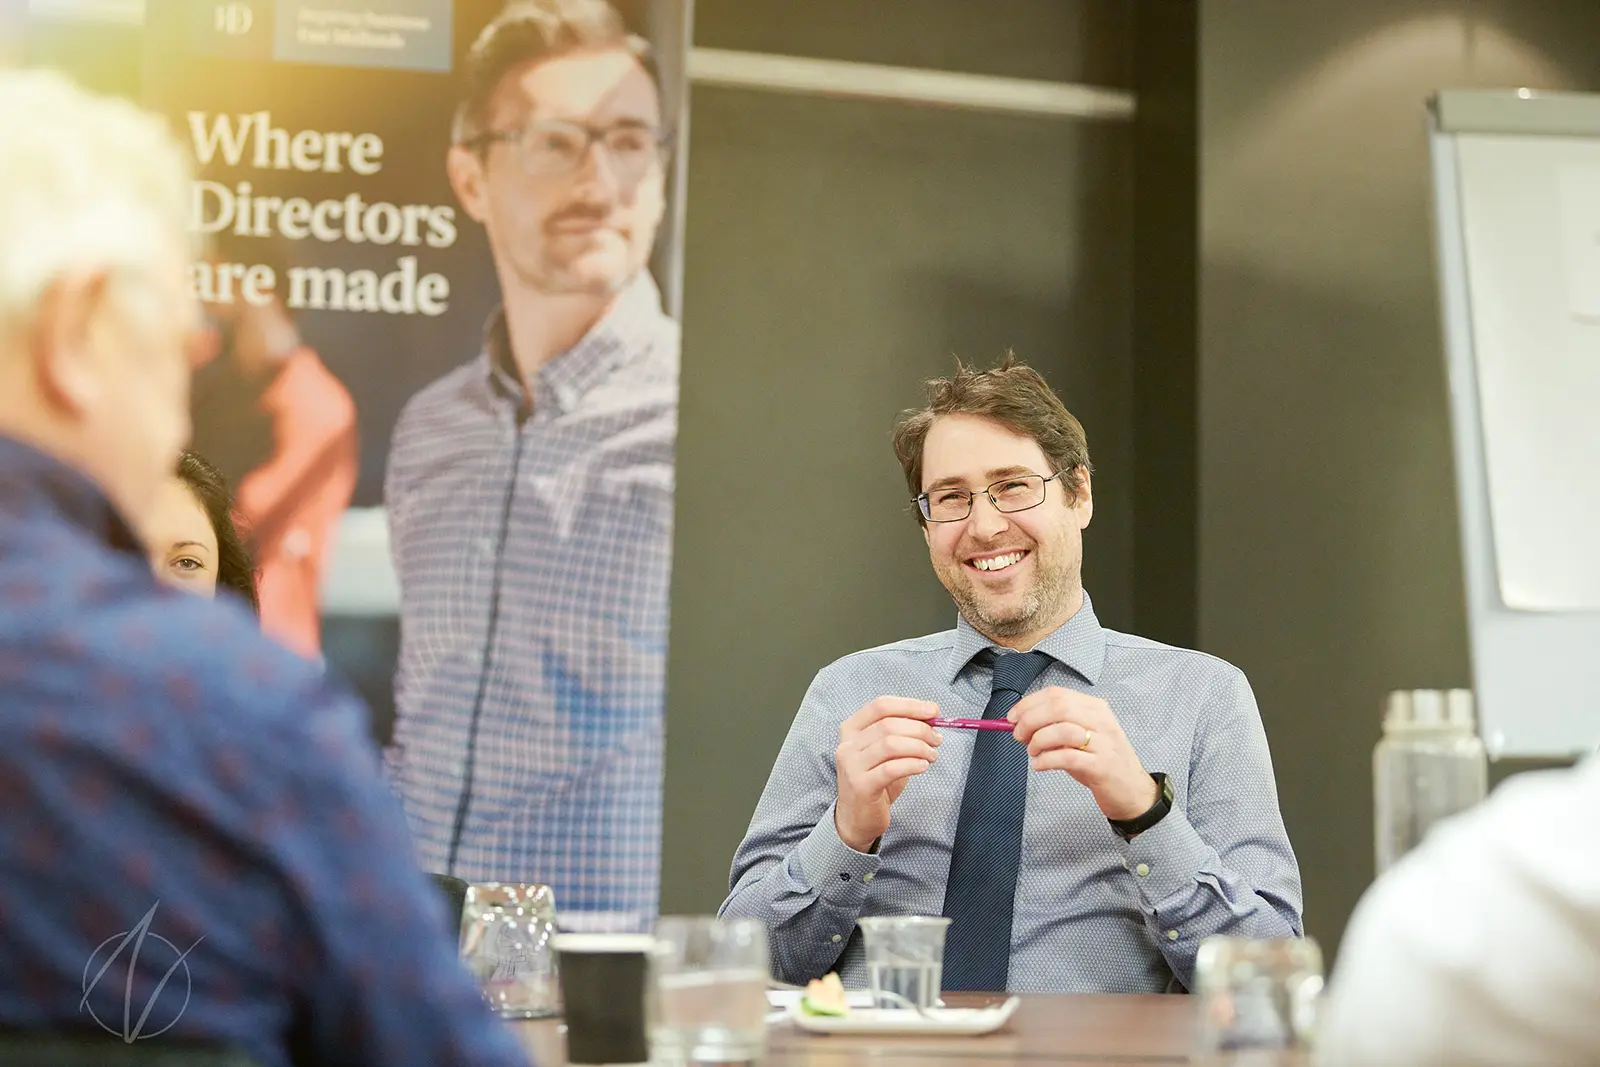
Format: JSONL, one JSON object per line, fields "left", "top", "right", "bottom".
{"left": 929, "top": 717, "right": 1017, "bottom": 732}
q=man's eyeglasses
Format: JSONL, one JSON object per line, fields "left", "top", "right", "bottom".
{"left": 464, "top": 119, "right": 670, "bottom": 181}
{"left": 915, "top": 471, "right": 1067, "bottom": 522}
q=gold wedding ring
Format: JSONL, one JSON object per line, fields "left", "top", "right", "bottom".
{"left": 1077, "top": 729, "right": 1094, "bottom": 751}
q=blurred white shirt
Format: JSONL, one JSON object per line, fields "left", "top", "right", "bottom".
{"left": 1319, "top": 757, "right": 1600, "bottom": 1066}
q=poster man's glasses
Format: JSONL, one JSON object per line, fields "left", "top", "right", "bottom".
{"left": 466, "top": 119, "right": 671, "bottom": 181}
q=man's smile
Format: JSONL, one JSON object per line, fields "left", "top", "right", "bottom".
{"left": 965, "top": 548, "right": 1031, "bottom": 575}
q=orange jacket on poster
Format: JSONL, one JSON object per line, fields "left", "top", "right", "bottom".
{"left": 232, "top": 347, "right": 357, "bottom": 659}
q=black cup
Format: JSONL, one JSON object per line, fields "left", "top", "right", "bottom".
{"left": 553, "top": 933, "right": 655, "bottom": 1065}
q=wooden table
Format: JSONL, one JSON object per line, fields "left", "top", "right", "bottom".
{"left": 514, "top": 993, "right": 1202, "bottom": 1065}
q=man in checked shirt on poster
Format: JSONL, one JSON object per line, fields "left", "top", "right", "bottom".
{"left": 384, "top": 0, "right": 677, "bottom": 923}
{"left": 722, "top": 356, "right": 1302, "bottom": 993}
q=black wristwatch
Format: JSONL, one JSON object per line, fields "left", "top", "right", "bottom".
{"left": 1108, "top": 772, "right": 1173, "bottom": 842}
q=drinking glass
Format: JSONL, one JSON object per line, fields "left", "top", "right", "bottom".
{"left": 857, "top": 915, "right": 950, "bottom": 1010}
{"left": 1194, "top": 935, "right": 1324, "bottom": 1066}
{"left": 458, "top": 882, "right": 560, "bottom": 1019}
{"left": 650, "top": 916, "right": 770, "bottom": 1064}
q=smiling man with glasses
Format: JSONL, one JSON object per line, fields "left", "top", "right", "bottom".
{"left": 384, "top": 0, "right": 679, "bottom": 922}
{"left": 723, "top": 354, "right": 1302, "bottom": 996}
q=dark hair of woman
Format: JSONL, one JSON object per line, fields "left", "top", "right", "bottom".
{"left": 174, "top": 450, "right": 260, "bottom": 614}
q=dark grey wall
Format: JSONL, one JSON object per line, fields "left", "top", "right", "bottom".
{"left": 1198, "top": 0, "right": 1600, "bottom": 959}
{"left": 1130, "top": 0, "right": 1199, "bottom": 650}
{"left": 661, "top": 0, "right": 1136, "bottom": 913}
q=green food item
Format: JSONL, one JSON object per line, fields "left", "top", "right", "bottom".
{"left": 800, "top": 973, "right": 849, "bottom": 1016}
{"left": 799, "top": 994, "right": 847, "bottom": 1017}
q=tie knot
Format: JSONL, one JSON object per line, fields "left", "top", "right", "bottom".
{"left": 989, "top": 649, "right": 1052, "bottom": 697}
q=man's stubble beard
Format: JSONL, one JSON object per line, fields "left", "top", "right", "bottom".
{"left": 941, "top": 528, "right": 1082, "bottom": 641}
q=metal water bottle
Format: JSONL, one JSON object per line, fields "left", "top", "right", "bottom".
{"left": 1373, "top": 689, "right": 1488, "bottom": 875}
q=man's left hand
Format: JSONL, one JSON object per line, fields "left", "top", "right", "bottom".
{"left": 1008, "top": 687, "right": 1158, "bottom": 821}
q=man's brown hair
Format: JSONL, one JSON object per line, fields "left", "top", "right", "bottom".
{"left": 892, "top": 353, "right": 1093, "bottom": 519}
{"left": 452, "top": 0, "right": 659, "bottom": 147}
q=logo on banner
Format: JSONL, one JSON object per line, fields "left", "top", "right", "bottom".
{"left": 214, "top": 1, "right": 254, "bottom": 35}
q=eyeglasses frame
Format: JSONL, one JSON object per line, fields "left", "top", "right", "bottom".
{"left": 461, "top": 118, "right": 674, "bottom": 179}
{"left": 914, "top": 470, "right": 1071, "bottom": 523}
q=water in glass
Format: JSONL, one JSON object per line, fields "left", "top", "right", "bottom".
{"left": 867, "top": 960, "right": 943, "bottom": 1011}
{"left": 1194, "top": 935, "right": 1324, "bottom": 1067}
{"left": 651, "top": 917, "right": 769, "bottom": 1064}
{"left": 653, "top": 967, "right": 768, "bottom": 1063}
{"left": 856, "top": 916, "right": 950, "bottom": 1011}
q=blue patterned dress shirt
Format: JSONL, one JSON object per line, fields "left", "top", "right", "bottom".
{"left": 721, "top": 593, "right": 1303, "bottom": 992}
{"left": 0, "top": 436, "right": 530, "bottom": 1067}
{"left": 385, "top": 272, "right": 677, "bottom": 922}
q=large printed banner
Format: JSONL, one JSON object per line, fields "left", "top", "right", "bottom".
{"left": 142, "top": 0, "right": 690, "bottom": 922}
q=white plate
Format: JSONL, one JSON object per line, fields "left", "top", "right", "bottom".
{"left": 766, "top": 989, "right": 877, "bottom": 1010}
{"left": 785, "top": 995, "right": 1020, "bottom": 1036}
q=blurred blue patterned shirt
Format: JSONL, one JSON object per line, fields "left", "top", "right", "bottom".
{"left": 0, "top": 436, "right": 530, "bottom": 1067}
{"left": 721, "top": 593, "right": 1303, "bottom": 992}
{"left": 385, "top": 273, "right": 677, "bottom": 921}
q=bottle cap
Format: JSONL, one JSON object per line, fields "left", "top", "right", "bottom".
{"left": 1383, "top": 689, "right": 1476, "bottom": 733}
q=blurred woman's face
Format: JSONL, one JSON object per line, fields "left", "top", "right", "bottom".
{"left": 147, "top": 477, "right": 218, "bottom": 596}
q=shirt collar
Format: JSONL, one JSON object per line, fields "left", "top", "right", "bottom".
{"left": 0, "top": 434, "right": 144, "bottom": 557}
{"left": 943, "top": 590, "right": 1107, "bottom": 687}
{"left": 480, "top": 271, "right": 667, "bottom": 416}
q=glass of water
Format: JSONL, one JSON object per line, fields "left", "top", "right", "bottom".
{"left": 857, "top": 915, "right": 950, "bottom": 1011}
{"left": 650, "top": 916, "right": 769, "bottom": 1064}
{"left": 458, "top": 882, "right": 560, "bottom": 1019}
{"left": 1193, "top": 935, "right": 1324, "bottom": 1066}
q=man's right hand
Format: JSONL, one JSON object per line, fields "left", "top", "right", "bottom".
{"left": 834, "top": 697, "right": 942, "bottom": 852}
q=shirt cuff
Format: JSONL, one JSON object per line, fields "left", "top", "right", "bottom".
{"left": 796, "top": 802, "right": 882, "bottom": 905}
{"left": 1119, "top": 806, "right": 1214, "bottom": 905}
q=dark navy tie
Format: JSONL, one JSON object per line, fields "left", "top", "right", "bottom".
{"left": 940, "top": 649, "right": 1053, "bottom": 992}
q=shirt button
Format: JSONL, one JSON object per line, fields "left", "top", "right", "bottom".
{"left": 863, "top": 872, "right": 875, "bottom": 882}
{"left": 1135, "top": 863, "right": 1150, "bottom": 877}
{"left": 478, "top": 537, "right": 496, "bottom": 557}
{"left": 1167, "top": 929, "right": 1179, "bottom": 941}
{"left": 831, "top": 934, "right": 842, "bottom": 943}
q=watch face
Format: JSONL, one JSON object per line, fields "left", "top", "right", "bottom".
{"left": 1156, "top": 773, "right": 1174, "bottom": 805}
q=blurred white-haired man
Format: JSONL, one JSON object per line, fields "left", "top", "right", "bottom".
{"left": 0, "top": 71, "right": 532, "bottom": 1067}
{"left": 1318, "top": 756, "right": 1600, "bottom": 1066}
{"left": 0, "top": 68, "right": 197, "bottom": 537}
